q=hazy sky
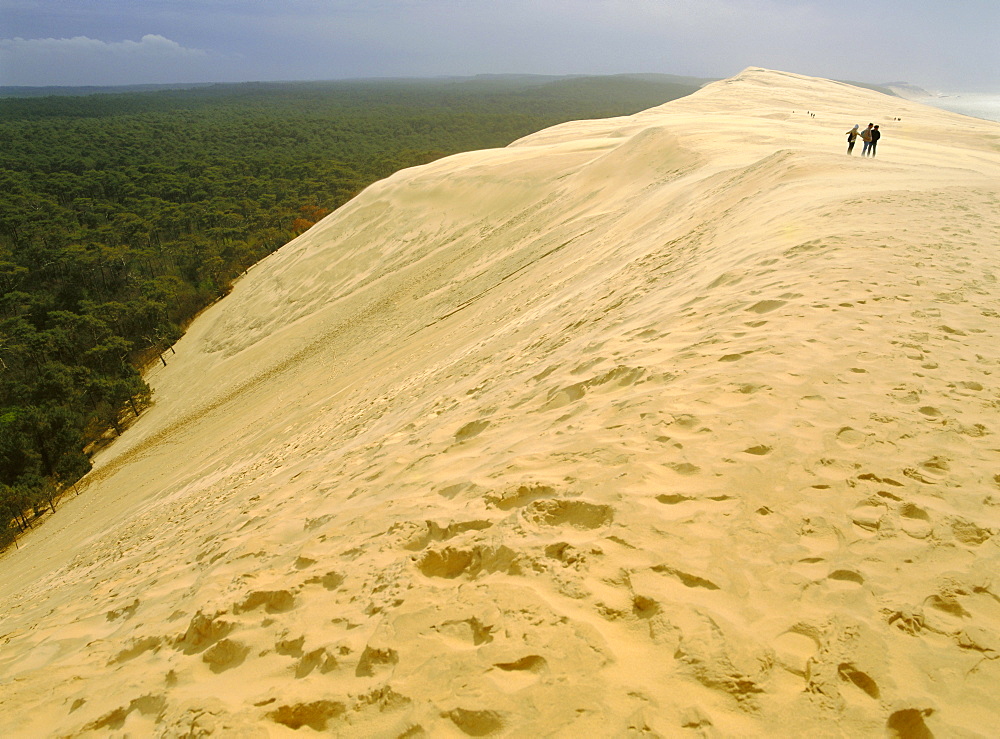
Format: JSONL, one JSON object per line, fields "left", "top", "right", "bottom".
{"left": 2, "top": 0, "right": 998, "bottom": 91}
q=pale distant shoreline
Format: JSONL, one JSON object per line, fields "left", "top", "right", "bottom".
{"left": 906, "top": 93, "right": 1000, "bottom": 123}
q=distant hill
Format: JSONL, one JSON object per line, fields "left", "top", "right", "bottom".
{"left": 880, "top": 81, "right": 935, "bottom": 99}
{"left": 0, "top": 72, "right": 902, "bottom": 103}
{"left": 0, "top": 74, "right": 715, "bottom": 99}
{"left": 839, "top": 80, "right": 900, "bottom": 96}
{"left": 0, "top": 82, "right": 217, "bottom": 98}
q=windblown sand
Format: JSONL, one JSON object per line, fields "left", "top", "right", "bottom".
{"left": 2, "top": 68, "right": 999, "bottom": 737}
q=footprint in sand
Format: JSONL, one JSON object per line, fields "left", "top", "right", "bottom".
{"left": 540, "top": 366, "right": 646, "bottom": 411}
{"left": 415, "top": 544, "right": 521, "bottom": 579}
{"left": 948, "top": 516, "right": 992, "bottom": 546}
{"left": 433, "top": 617, "right": 495, "bottom": 646}
{"left": 835, "top": 427, "right": 867, "bottom": 447}
{"left": 493, "top": 654, "right": 548, "bottom": 673}
{"left": 454, "top": 419, "right": 490, "bottom": 442}
{"left": 303, "top": 571, "right": 345, "bottom": 590}
{"left": 520, "top": 499, "right": 614, "bottom": 529}
{"left": 656, "top": 493, "right": 694, "bottom": 505}
{"left": 355, "top": 645, "right": 398, "bottom": 677}
{"left": 109, "top": 636, "right": 162, "bottom": 665}
{"left": 540, "top": 381, "right": 587, "bottom": 411}
{"left": 899, "top": 503, "right": 932, "bottom": 539}
{"left": 400, "top": 519, "right": 494, "bottom": 551}
{"left": 651, "top": 564, "right": 721, "bottom": 590}
{"left": 886, "top": 708, "right": 934, "bottom": 739}
{"left": 445, "top": 708, "right": 505, "bottom": 736}
{"left": 485, "top": 483, "right": 556, "bottom": 510}
{"left": 837, "top": 663, "right": 880, "bottom": 699}
{"left": 294, "top": 647, "right": 338, "bottom": 678}
{"left": 275, "top": 636, "right": 305, "bottom": 658}
{"left": 773, "top": 626, "right": 820, "bottom": 676}
{"left": 202, "top": 638, "right": 249, "bottom": 673}
{"left": 746, "top": 299, "right": 786, "bottom": 314}
{"left": 267, "top": 701, "right": 345, "bottom": 731}
{"left": 233, "top": 589, "right": 295, "bottom": 614}
{"left": 718, "top": 352, "right": 751, "bottom": 362}
{"left": 489, "top": 655, "right": 549, "bottom": 692}
{"left": 666, "top": 462, "right": 701, "bottom": 475}
{"left": 827, "top": 569, "right": 865, "bottom": 586}
{"left": 81, "top": 695, "right": 168, "bottom": 732}
{"left": 106, "top": 599, "right": 140, "bottom": 622}
{"left": 655, "top": 492, "right": 736, "bottom": 522}
{"left": 850, "top": 500, "right": 886, "bottom": 533}
{"left": 174, "top": 611, "right": 234, "bottom": 655}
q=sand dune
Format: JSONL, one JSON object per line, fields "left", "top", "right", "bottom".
{"left": 2, "top": 68, "right": 999, "bottom": 737}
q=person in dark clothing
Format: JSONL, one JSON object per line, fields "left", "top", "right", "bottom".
{"left": 846, "top": 124, "right": 860, "bottom": 154}
{"left": 869, "top": 125, "right": 881, "bottom": 157}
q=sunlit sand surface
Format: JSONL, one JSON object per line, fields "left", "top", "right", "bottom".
{"left": 2, "top": 68, "right": 999, "bottom": 737}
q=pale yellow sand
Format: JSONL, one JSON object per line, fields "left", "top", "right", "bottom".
{"left": 2, "top": 68, "right": 999, "bottom": 737}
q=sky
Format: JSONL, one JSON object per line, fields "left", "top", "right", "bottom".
{"left": 1, "top": 0, "right": 998, "bottom": 91}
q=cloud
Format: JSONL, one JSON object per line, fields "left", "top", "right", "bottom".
{"left": 1, "top": 1, "right": 995, "bottom": 89}
{"left": 0, "top": 34, "right": 218, "bottom": 86}
{"left": 285, "top": 0, "right": 826, "bottom": 78}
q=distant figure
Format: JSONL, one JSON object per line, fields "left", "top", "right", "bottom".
{"left": 860, "top": 123, "right": 875, "bottom": 156}
{"left": 869, "top": 125, "right": 881, "bottom": 156}
{"left": 846, "top": 124, "right": 860, "bottom": 154}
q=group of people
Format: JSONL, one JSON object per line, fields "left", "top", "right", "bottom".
{"left": 846, "top": 123, "right": 881, "bottom": 156}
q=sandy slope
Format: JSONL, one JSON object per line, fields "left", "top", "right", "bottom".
{"left": 2, "top": 68, "right": 999, "bottom": 737}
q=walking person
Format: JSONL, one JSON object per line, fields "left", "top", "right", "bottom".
{"left": 869, "top": 125, "right": 881, "bottom": 157}
{"left": 845, "top": 124, "right": 861, "bottom": 154}
{"left": 860, "top": 123, "right": 875, "bottom": 156}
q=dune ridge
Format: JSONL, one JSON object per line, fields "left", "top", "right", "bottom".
{"left": 2, "top": 67, "right": 999, "bottom": 736}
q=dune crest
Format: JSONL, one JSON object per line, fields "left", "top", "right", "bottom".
{"left": 2, "top": 68, "right": 1000, "bottom": 736}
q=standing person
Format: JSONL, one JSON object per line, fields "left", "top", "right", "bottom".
{"left": 846, "top": 124, "right": 860, "bottom": 154}
{"left": 860, "top": 123, "right": 875, "bottom": 156}
{"left": 869, "top": 125, "right": 881, "bottom": 157}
